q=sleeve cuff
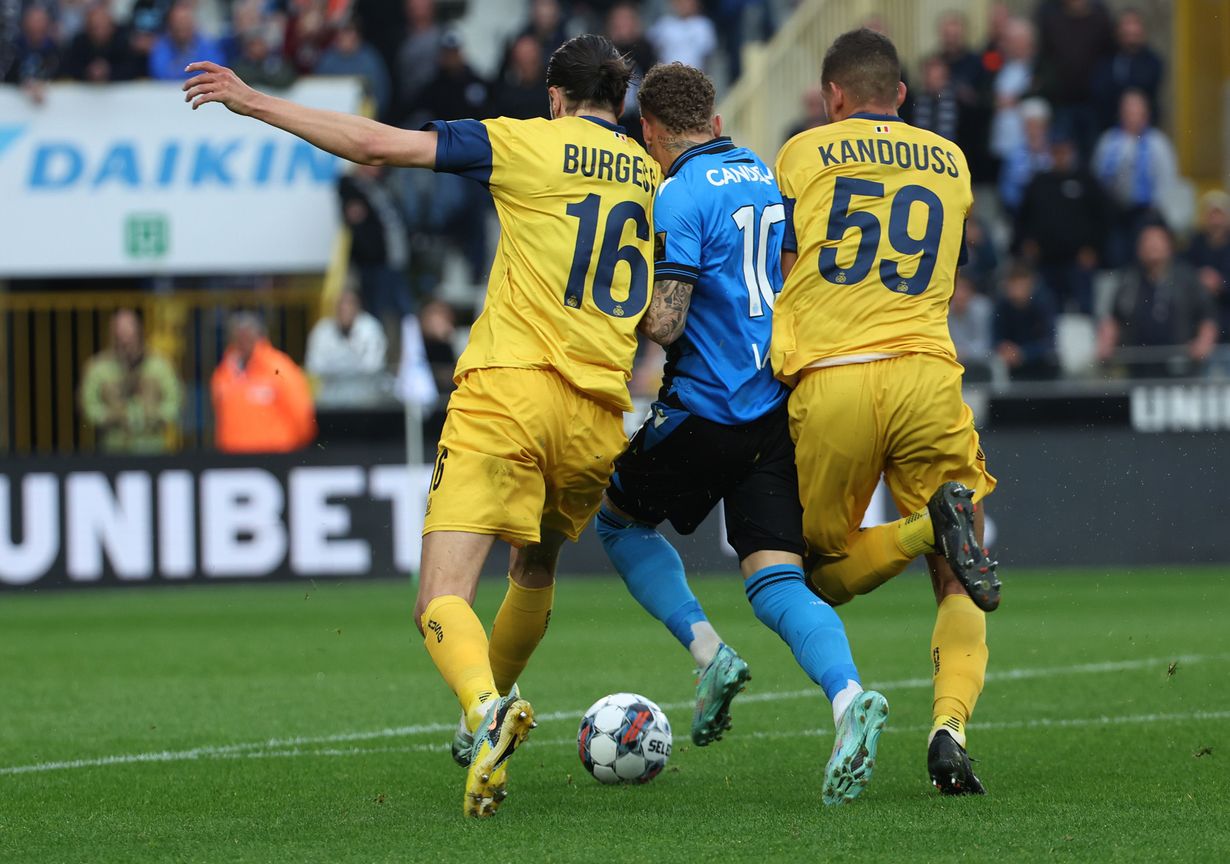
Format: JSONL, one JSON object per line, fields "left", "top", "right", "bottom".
{"left": 423, "top": 119, "right": 493, "bottom": 185}
{"left": 781, "top": 196, "right": 798, "bottom": 253}
{"left": 654, "top": 262, "right": 700, "bottom": 284}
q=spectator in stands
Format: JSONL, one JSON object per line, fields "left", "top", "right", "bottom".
{"left": 999, "top": 97, "right": 1053, "bottom": 213}
{"left": 989, "top": 17, "right": 1036, "bottom": 171}
{"left": 396, "top": 0, "right": 441, "bottom": 119}
{"left": 129, "top": 0, "right": 174, "bottom": 37}
{"left": 1092, "top": 7, "right": 1163, "bottom": 132}
{"left": 419, "top": 298, "right": 457, "bottom": 444}
{"left": 1188, "top": 191, "right": 1230, "bottom": 341}
{"left": 981, "top": 1, "right": 1013, "bottom": 59}
{"left": 491, "top": 34, "right": 548, "bottom": 120}
{"left": 4, "top": 5, "right": 60, "bottom": 87}
{"left": 231, "top": 31, "right": 297, "bottom": 90}
{"left": 1098, "top": 225, "right": 1218, "bottom": 376}
{"left": 148, "top": 2, "right": 223, "bottom": 81}
{"left": 317, "top": 16, "right": 391, "bottom": 120}
{"left": 912, "top": 55, "right": 959, "bottom": 143}
{"left": 212, "top": 312, "right": 316, "bottom": 453}
{"left": 1092, "top": 89, "right": 1178, "bottom": 268}
{"left": 517, "top": 0, "right": 568, "bottom": 61}
{"left": 1016, "top": 134, "right": 1106, "bottom": 314}
{"left": 936, "top": 10, "right": 993, "bottom": 181}
{"left": 80, "top": 309, "right": 182, "bottom": 454}
{"left": 339, "top": 164, "right": 412, "bottom": 328}
{"left": 606, "top": 2, "right": 655, "bottom": 139}
{"left": 949, "top": 273, "right": 995, "bottom": 381}
{"left": 786, "top": 84, "right": 827, "bottom": 142}
{"left": 648, "top": 0, "right": 716, "bottom": 71}
{"left": 963, "top": 212, "right": 1000, "bottom": 296}
{"left": 410, "top": 30, "right": 489, "bottom": 125}
{"left": 994, "top": 263, "right": 1060, "bottom": 380}
{"left": 710, "top": 0, "right": 775, "bottom": 83}
{"left": 306, "top": 287, "right": 388, "bottom": 406}
{"left": 127, "top": 0, "right": 170, "bottom": 73}
{"left": 1034, "top": 0, "right": 1115, "bottom": 159}
{"left": 220, "top": 0, "right": 262, "bottom": 65}
{"left": 64, "top": 4, "right": 138, "bottom": 82}
{"left": 607, "top": 2, "right": 654, "bottom": 82}
{"left": 283, "top": 0, "right": 333, "bottom": 76}
{"left": 419, "top": 299, "right": 457, "bottom": 397}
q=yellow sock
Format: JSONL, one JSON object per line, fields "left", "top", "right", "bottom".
{"left": 896, "top": 508, "right": 936, "bottom": 556}
{"left": 931, "top": 594, "right": 988, "bottom": 746}
{"left": 808, "top": 510, "right": 934, "bottom": 604}
{"left": 489, "top": 575, "right": 554, "bottom": 696}
{"left": 420, "top": 595, "right": 498, "bottom": 731}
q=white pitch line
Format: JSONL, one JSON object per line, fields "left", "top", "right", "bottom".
{"left": 2, "top": 653, "right": 1225, "bottom": 777}
{"left": 184, "top": 708, "right": 1230, "bottom": 764}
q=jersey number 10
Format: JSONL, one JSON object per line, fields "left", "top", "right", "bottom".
{"left": 731, "top": 203, "right": 786, "bottom": 318}
{"left": 563, "top": 194, "right": 650, "bottom": 318}
{"left": 819, "top": 176, "right": 945, "bottom": 295}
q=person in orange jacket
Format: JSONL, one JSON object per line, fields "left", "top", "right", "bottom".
{"left": 212, "top": 312, "right": 316, "bottom": 453}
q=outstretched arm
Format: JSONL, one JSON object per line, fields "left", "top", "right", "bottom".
{"left": 637, "top": 278, "right": 694, "bottom": 346}
{"left": 183, "top": 61, "right": 436, "bottom": 168}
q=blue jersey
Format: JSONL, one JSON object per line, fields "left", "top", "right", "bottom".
{"left": 652, "top": 137, "right": 788, "bottom": 425}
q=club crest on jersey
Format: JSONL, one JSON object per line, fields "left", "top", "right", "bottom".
{"left": 874, "top": 124, "right": 892, "bottom": 134}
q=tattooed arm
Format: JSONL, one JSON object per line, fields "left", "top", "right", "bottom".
{"left": 637, "top": 278, "right": 694, "bottom": 346}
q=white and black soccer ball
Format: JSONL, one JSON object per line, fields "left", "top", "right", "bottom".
{"left": 577, "top": 692, "right": 672, "bottom": 784}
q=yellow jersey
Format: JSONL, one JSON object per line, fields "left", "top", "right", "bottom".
{"left": 429, "top": 114, "right": 659, "bottom": 411}
{"left": 770, "top": 113, "right": 972, "bottom": 385}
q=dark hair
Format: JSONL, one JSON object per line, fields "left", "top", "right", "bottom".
{"left": 821, "top": 28, "right": 902, "bottom": 108}
{"left": 637, "top": 62, "right": 715, "bottom": 135}
{"left": 1005, "top": 260, "right": 1035, "bottom": 283}
{"left": 546, "top": 34, "right": 631, "bottom": 115}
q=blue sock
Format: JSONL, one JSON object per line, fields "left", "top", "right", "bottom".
{"left": 596, "top": 506, "right": 708, "bottom": 650}
{"left": 744, "top": 564, "right": 860, "bottom": 701}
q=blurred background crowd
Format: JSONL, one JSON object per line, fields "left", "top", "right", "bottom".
{"left": 1, "top": 0, "right": 1228, "bottom": 457}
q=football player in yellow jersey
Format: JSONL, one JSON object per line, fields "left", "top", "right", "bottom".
{"left": 183, "top": 35, "right": 661, "bottom": 817}
{"left": 772, "top": 29, "right": 1002, "bottom": 795}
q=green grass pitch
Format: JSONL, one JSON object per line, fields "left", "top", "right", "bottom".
{"left": 2, "top": 567, "right": 1228, "bottom": 863}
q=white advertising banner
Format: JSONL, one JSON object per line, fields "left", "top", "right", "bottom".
{"left": 0, "top": 78, "right": 362, "bottom": 276}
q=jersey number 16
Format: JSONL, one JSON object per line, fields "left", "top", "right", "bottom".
{"left": 563, "top": 194, "right": 650, "bottom": 318}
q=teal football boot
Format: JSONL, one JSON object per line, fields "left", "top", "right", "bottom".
{"left": 691, "top": 643, "right": 751, "bottom": 746}
{"left": 822, "top": 690, "right": 889, "bottom": 805}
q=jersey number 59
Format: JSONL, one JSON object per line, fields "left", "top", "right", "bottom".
{"left": 563, "top": 194, "right": 650, "bottom": 318}
{"left": 818, "top": 176, "right": 944, "bottom": 295}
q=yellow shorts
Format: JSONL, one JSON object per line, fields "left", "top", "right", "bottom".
{"left": 788, "top": 354, "right": 996, "bottom": 557}
{"left": 423, "top": 367, "right": 627, "bottom": 546}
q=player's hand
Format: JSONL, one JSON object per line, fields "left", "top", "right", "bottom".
{"left": 182, "top": 61, "right": 261, "bottom": 115}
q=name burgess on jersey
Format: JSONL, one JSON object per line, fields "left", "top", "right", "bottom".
{"left": 563, "top": 143, "right": 655, "bottom": 192}
{"left": 815, "top": 137, "right": 963, "bottom": 178}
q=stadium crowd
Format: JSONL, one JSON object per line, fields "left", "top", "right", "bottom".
{"left": 4, "top": 0, "right": 1229, "bottom": 454}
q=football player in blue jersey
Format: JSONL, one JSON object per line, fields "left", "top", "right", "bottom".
{"left": 594, "top": 63, "right": 889, "bottom": 805}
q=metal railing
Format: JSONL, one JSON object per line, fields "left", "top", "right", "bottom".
{"left": 719, "top": 0, "right": 991, "bottom": 162}
{"left": 0, "top": 285, "right": 321, "bottom": 455}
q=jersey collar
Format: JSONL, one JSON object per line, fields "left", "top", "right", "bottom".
{"left": 580, "top": 114, "right": 627, "bottom": 134}
{"left": 667, "top": 136, "right": 736, "bottom": 178}
{"left": 849, "top": 112, "right": 901, "bottom": 122}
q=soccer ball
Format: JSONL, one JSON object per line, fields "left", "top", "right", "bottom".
{"left": 577, "top": 692, "right": 672, "bottom": 784}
